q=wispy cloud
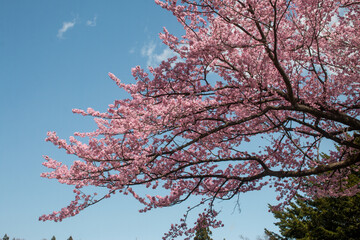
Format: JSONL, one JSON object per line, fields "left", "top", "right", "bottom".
{"left": 129, "top": 47, "right": 136, "bottom": 54}
{"left": 141, "top": 41, "right": 177, "bottom": 66}
{"left": 86, "top": 15, "right": 97, "bottom": 27}
{"left": 153, "top": 48, "right": 175, "bottom": 64}
{"left": 141, "top": 42, "right": 156, "bottom": 58}
{"left": 57, "top": 19, "right": 76, "bottom": 39}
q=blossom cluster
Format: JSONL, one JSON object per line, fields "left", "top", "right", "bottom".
{"left": 41, "top": 0, "right": 360, "bottom": 238}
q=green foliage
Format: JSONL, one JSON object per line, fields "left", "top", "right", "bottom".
{"left": 51, "top": 236, "right": 56, "bottom": 240}
{"left": 2, "top": 234, "right": 9, "bottom": 240}
{"left": 265, "top": 193, "right": 360, "bottom": 240}
{"left": 266, "top": 137, "right": 360, "bottom": 240}
{"left": 194, "top": 221, "right": 213, "bottom": 240}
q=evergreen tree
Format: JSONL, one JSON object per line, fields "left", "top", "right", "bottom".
{"left": 2, "top": 234, "right": 9, "bottom": 240}
{"left": 67, "top": 236, "right": 73, "bottom": 240}
{"left": 51, "top": 236, "right": 56, "bottom": 240}
{"left": 194, "top": 221, "right": 213, "bottom": 240}
{"left": 265, "top": 193, "right": 360, "bottom": 240}
{"left": 266, "top": 141, "right": 360, "bottom": 240}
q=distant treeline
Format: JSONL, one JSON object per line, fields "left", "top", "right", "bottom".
{"left": 1, "top": 234, "right": 24, "bottom": 240}
{"left": 1, "top": 234, "right": 74, "bottom": 240}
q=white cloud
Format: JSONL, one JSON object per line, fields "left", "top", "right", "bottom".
{"left": 129, "top": 47, "right": 135, "bottom": 54}
{"left": 153, "top": 48, "right": 175, "bottom": 64}
{"left": 86, "top": 15, "right": 97, "bottom": 27}
{"left": 141, "top": 42, "right": 156, "bottom": 58}
{"left": 141, "top": 41, "right": 177, "bottom": 67}
{"left": 57, "top": 20, "right": 76, "bottom": 39}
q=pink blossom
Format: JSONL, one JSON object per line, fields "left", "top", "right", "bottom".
{"left": 41, "top": 1, "right": 360, "bottom": 239}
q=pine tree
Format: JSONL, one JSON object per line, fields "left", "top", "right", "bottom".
{"left": 67, "top": 236, "right": 73, "bottom": 240}
{"left": 194, "top": 221, "right": 213, "bottom": 240}
{"left": 51, "top": 236, "right": 56, "bottom": 240}
{"left": 265, "top": 192, "right": 360, "bottom": 240}
{"left": 266, "top": 140, "right": 360, "bottom": 240}
{"left": 3, "top": 234, "right": 9, "bottom": 240}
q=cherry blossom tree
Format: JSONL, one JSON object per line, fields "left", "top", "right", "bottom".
{"left": 40, "top": 0, "right": 360, "bottom": 239}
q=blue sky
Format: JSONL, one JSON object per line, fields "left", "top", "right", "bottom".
{"left": 0, "top": 1, "right": 279, "bottom": 239}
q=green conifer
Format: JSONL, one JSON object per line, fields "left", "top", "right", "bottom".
{"left": 265, "top": 192, "right": 360, "bottom": 240}
{"left": 194, "top": 220, "right": 213, "bottom": 240}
